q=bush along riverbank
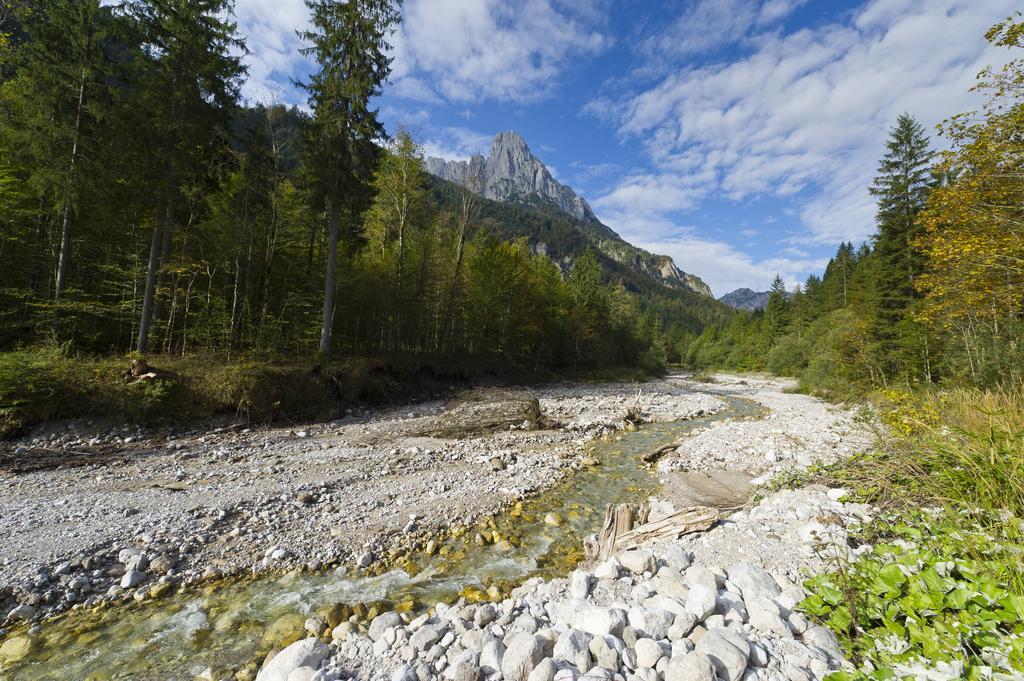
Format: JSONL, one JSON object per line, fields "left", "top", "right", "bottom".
{"left": 789, "top": 386, "right": 1024, "bottom": 680}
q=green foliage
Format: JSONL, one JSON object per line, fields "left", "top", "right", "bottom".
{"left": 802, "top": 508, "right": 1024, "bottom": 680}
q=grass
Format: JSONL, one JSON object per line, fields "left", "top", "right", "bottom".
{"left": 787, "top": 385, "right": 1024, "bottom": 679}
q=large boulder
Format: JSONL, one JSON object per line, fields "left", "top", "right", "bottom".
{"left": 429, "top": 390, "right": 540, "bottom": 438}
{"left": 572, "top": 606, "right": 627, "bottom": 638}
{"left": 501, "top": 633, "right": 546, "bottom": 681}
{"left": 695, "top": 629, "right": 750, "bottom": 681}
{"left": 368, "top": 611, "right": 403, "bottom": 641}
{"left": 256, "top": 638, "right": 329, "bottom": 681}
{"left": 665, "top": 651, "right": 716, "bottom": 681}
{"left": 725, "top": 561, "right": 780, "bottom": 601}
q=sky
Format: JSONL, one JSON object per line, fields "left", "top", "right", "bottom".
{"left": 232, "top": 0, "right": 1018, "bottom": 296}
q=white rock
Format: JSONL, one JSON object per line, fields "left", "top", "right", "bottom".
{"left": 527, "top": 658, "right": 558, "bottom": 681}
{"left": 594, "top": 558, "right": 622, "bottom": 580}
{"left": 501, "top": 633, "right": 546, "bottom": 681}
{"left": 628, "top": 607, "right": 674, "bottom": 640}
{"left": 695, "top": 629, "right": 749, "bottom": 681}
{"left": 634, "top": 638, "right": 665, "bottom": 668}
{"left": 570, "top": 570, "right": 593, "bottom": 599}
{"left": 725, "top": 561, "right": 781, "bottom": 601}
{"left": 479, "top": 639, "right": 505, "bottom": 673}
{"left": 572, "top": 606, "right": 626, "bottom": 638}
{"left": 257, "top": 638, "right": 330, "bottom": 681}
{"left": 120, "top": 569, "right": 145, "bottom": 589}
{"left": 619, "top": 549, "right": 656, "bottom": 575}
{"left": 390, "top": 666, "right": 418, "bottom": 681}
{"left": 369, "top": 612, "right": 403, "bottom": 641}
{"left": 665, "top": 651, "right": 716, "bottom": 681}
{"left": 684, "top": 584, "right": 717, "bottom": 622}
{"left": 6, "top": 604, "right": 36, "bottom": 621}
{"left": 747, "top": 597, "right": 791, "bottom": 638}
{"left": 553, "top": 628, "right": 592, "bottom": 661}
{"left": 410, "top": 621, "right": 448, "bottom": 651}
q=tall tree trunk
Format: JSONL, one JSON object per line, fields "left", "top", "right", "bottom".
{"left": 137, "top": 219, "right": 163, "bottom": 354}
{"left": 53, "top": 69, "right": 87, "bottom": 310}
{"left": 319, "top": 201, "right": 340, "bottom": 358}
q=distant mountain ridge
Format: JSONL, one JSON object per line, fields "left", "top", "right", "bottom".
{"left": 719, "top": 288, "right": 786, "bottom": 311}
{"left": 424, "top": 131, "right": 712, "bottom": 298}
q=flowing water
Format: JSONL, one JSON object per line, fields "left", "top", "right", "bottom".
{"left": 1, "top": 393, "right": 762, "bottom": 681}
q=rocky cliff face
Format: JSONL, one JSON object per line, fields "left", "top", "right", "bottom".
{"left": 424, "top": 131, "right": 712, "bottom": 298}
{"left": 425, "top": 131, "right": 598, "bottom": 224}
{"left": 719, "top": 288, "right": 772, "bottom": 311}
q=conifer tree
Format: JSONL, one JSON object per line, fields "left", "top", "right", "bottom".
{"left": 298, "top": 0, "right": 401, "bottom": 359}
{"left": 129, "top": 0, "right": 246, "bottom": 354}
{"left": 764, "top": 274, "right": 788, "bottom": 342}
{"left": 868, "top": 113, "right": 933, "bottom": 378}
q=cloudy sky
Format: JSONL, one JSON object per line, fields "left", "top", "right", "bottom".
{"left": 232, "top": 0, "right": 1017, "bottom": 296}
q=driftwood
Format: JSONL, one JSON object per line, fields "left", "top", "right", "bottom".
{"left": 428, "top": 389, "right": 541, "bottom": 438}
{"left": 593, "top": 502, "right": 718, "bottom": 561}
{"left": 641, "top": 443, "right": 678, "bottom": 464}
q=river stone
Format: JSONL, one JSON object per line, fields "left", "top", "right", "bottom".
{"left": 747, "top": 597, "right": 791, "bottom": 637}
{"left": 570, "top": 570, "right": 593, "bottom": 599}
{"left": 479, "top": 639, "right": 505, "bottom": 673}
{"left": 628, "top": 606, "right": 674, "bottom": 640}
{"left": 7, "top": 604, "right": 36, "bottom": 621}
{"left": 634, "top": 638, "right": 665, "bottom": 668}
{"left": 0, "top": 635, "right": 32, "bottom": 663}
{"left": 667, "top": 612, "right": 697, "bottom": 640}
{"left": 150, "top": 554, "right": 176, "bottom": 575}
{"left": 594, "top": 558, "right": 622, "bottom": 579}
{"left": 683, "top": 566, "right": 718, "bottom": 590}
{"left": 665, "top": 651, "right": 716, "bottom": 681}
{"left": 501, "top": 633, "right": 546, "bottom": 681}
{"left": 653, "top": 566, "right": 689, "bottom": 599}
{"left": 369, "top": 612, "right": 403, "bottom": 641}
{"left": 475, "top": 603, "right": 498, "bottom": 627}
{"left": 572, "top": 607, "right": 626, "bottom": 637}
{"left": 411, "top": 621, "right": 448, "bottom": 651}
{"left": 256, "top": 638, "right": 329, "bottom": 681}
{"left": 695, "top": 629, "right": 749, "bottom": 681}
{"left": 554, "top": 628, "right": 592, "bottom": 661}
{"left": 446, "top": 659, "right": 481, "bottom": 681}
{"left": 588, "top": 635, "right": 620, "bottom": 669}
{"left": 391, "top": 666, "right": 418, "bottom": 681}
{"left": 620, "top": 549, "right": 656, "bottom": 575}
{"left": 527, "top": 658, "right": 558, "bottom": 681}
{"left": 121, "top": 569, "right": 145, "bottom": 589}
{"left": 725, "top": 561, "right": 780, "bottom": 601}
{"left": 685, "top": 584, "right": 717, "bottom": 621}
{"left": 803, "top": 625, "right": 843, "bottom": 663}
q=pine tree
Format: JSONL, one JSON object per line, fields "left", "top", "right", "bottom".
{"left": 868, "top": 113, "right": 933, "bottom": 379}
{"left": 130, "top": 0, "right": 246, "bottom": 354}
{"left": 764, "top": 274, "right": 788, "bottom": 342}
{"left": 7, "top": 0, "right": 114, "bottom": 318}
{"left": 298, "top": 0, "right": 401, "bottom": 359}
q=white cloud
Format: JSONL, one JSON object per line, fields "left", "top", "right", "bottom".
{"left": 233, "top": 0, "right": 311, "bottom": 105}
{"left": 587, "top": 0, "right": 1016, "bottom": 292}
{"left": 390, "top": 0, "right": 609, "bottom": 104}
{"left": 421, "top": 126, "right": 493, "bottom": 162}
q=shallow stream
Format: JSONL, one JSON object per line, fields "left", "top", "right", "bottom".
{"left": 2, "top": 393, "right": 762, "bottom": 680}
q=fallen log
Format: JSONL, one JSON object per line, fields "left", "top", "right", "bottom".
{"left": 593, "top": 503, "right": 718, "bottom": 560}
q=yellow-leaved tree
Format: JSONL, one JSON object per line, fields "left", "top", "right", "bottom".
{"left": 916, "top": 12, "right": 1024, "bottom": 377}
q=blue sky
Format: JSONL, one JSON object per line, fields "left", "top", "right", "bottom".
{"left": 233, "top": 0, "right": 1017, "bottom": 296}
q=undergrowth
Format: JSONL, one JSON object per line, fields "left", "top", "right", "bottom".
{"left": 787, "top": 385, "right": 1024, "bottom": 680}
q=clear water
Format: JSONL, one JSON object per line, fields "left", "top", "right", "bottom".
{"left": 0, "top": 393, "right": 761, "bottom": 681}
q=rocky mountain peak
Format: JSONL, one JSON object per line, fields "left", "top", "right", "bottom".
{"left": 424, "top": 131, "right": 598, "bottom": 224}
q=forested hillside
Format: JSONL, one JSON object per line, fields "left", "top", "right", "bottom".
{"left": 687, "top": 17, "right": 1024, "bottom": 395}
{"left": 0, "top": 0, "right": 728, "bottom": 393}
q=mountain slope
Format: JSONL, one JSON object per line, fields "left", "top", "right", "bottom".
{"left": 424, "top": 131, "right": 712, "bottom": 298}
